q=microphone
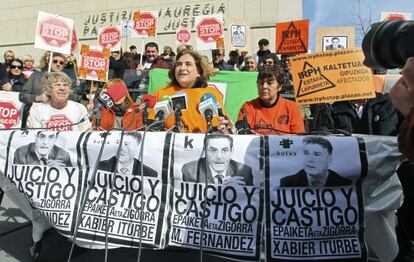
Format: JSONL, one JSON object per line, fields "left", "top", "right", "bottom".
{"left": 80, "top": 91, "right": 114, "bottom": 124}
{"left": 154, "top": 96, "right": 173, "bottom": 121}
{"left": 171, "top": 92, "right": 187, "bottom": 131}
{"left": 139, "top": 94, "right": 157, "bottom": 125}
{"left": 198, "top": 93, "right": 219, "bottom": 122}
{"left": 235, "top": 108, "right": 251, "bottom": 134}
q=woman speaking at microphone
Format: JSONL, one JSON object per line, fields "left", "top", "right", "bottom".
{"left": 151, "top": 49, "right": 225, "bottom": 133}
{"left": 92, "top": 79, "right": 145, "bottom": 131}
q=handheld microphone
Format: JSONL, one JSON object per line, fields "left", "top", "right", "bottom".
{"left": 235, "top": 108, "right": 251, "bottom": 134}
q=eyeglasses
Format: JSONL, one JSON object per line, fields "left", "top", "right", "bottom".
{"left": 10, "top": 65, "right": 23, "bottom": 69}
{"left": 52, "top": 59, "right": 65, "bottom": 65}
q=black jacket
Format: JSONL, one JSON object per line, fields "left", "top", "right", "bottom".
{"left": 313, "top": 93, "right": 403, "bottom": 135}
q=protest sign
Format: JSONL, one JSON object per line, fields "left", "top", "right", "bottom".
{"left": 34, "top": 11, "right": 74, "bottom": 54}
{"left": 290, "top": 48, "right": 375, "bottom": 105}
{"left": 176, "top": 28, "right": 192, "bottom": 44}
{"left": 98, "top": 25, "right": 122, "bottom": 51}
{"left": 78, "top": 45, "right": 110, "bottom": 82}
{"left": 0, "top": 91, "right": 23, "bottom": 129}
{"left": 165, "top": 133, "right": 263, "bottom": 260}
{"left": 195, "top": 14, "right": 224, "bottom": 51}
{"left": 131, "top": 11, "right": 158, "bottom": 38}
{"left": 276, "top": 19, "right": 309, "bottom": 54}
{"left": 266, "top": 136, "right": 367, "bottom": 261}
{"left": 230, "top": 24, "right": 247, "bottom": 49}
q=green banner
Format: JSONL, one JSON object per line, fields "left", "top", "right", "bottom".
{"left": 148, "top": 69, "right": 259, "bottom": 121}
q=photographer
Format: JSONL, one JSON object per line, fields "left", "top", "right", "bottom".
{"left": 390, "top": 57, "right": 414, "bottom": 160}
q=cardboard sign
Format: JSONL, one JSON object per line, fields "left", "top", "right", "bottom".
{"left": 97, "top": 25, "right": 122, "bottom": 51}
{"left": 290, "top": 48, "right": 375, "bottom": 105}
{"left": 276, "top": 19, "right": 309, "bottom": 54}
{"left": 78, "top": 45, "right": 110, "bottom": 82}
{"left": 34, "top": 11, "right": 74, "bottom": 54}
{"left": 131, "top": 11, "right": 158, "bottom": 38}
{"left": 230, "top": 24, "right": 247, "bottom": 48}
{"left": 195, "top": 14, "right": 224, "bottom": 51}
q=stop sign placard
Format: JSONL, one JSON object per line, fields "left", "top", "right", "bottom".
{"left": 45, "top": 114, "right": 73, "bottom": 131}
{"left": 0, "top": 101, "right": 20, "bottom": 128}
{"left": 38, "top": 17, "right": 71, "bottom": 47}
{"left": 197, "top": 17, "right": 223, "bottom": 43}
{"left": 98, "top": 26, "right": 121, "bottom": 50}
{"left": 133, "top": 11, "right": 157, "bottom": 37}
{"left": 176, "top": 28, "right": 191, "bottom": 44}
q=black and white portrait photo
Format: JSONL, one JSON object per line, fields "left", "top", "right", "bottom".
{"left": 323, "top": 36, "right": 347, "bottom": 51}
{"left": 231, "top": 24, "right": 247, "bottom": 48}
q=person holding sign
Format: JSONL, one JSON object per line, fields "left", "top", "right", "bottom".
{"left": 182, "top": 134, "right": 253, "bottom": 185}
{"left": 150, "top": 49, "right": 225, "bottom": 133}
{"left": 234, "top": 66, "right": 304, "bottom": 135}
{"left": 280, "top": 136, "right": 352, "bottom": 187}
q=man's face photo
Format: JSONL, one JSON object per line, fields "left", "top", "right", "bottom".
{"left": 206, "top": 137, "right": 232, "bottom": 173}
{"left": 303, "top": 143, "right": 332, "bottom": 178}
{"left": 35, "top": 131, "right": 57, "bottom": 157}
{"left": 331, "top": 38, "right": 340, "bottom": 49}
{"left": 119, "top": 135, "right": 140, "bottom": 163}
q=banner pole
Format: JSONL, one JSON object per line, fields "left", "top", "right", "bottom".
{"left": 139, "top": 38, "right": 145, "bottom": 65}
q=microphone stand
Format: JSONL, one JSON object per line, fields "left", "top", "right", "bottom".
{"left": 142, "top": 104, "right": 148, "bottom": 126}
{"left": 174, "top": 108, "right": 182, "bottom": 133}
{"left": 95, "top": 109, "right": 101, "bottom": 130}
{"left": 155, "top": 111, "right": 165, "bottom": 131}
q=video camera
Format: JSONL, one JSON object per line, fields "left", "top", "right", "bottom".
{"left": 362, "top": 19, "right": 414, "bottom": 69}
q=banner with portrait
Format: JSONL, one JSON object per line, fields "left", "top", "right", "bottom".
{"left": 266, "top": 136, "right": 367, "bottom": 261}
{"left": 165, "top": 133, "right": 264, "bottom": 260}
{"left": 74, "top": 131, "right": 170, "bottom": 248}
{"left": 3, "top": 130, "right": 85, "bottom": 236}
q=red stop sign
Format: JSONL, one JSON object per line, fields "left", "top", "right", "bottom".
{"left": 45, "top": 114, "right": 73, "bottom": 131}
{"left": 176, "top": 28, "right": 191, "bottom": 44}
{"left": 133, "top": 12, "right": 156, "bottom": 35}
{"left": 384, "top": 14, "right": 406, "bottom": 21}
{"left": 0, "top": 101, "right": 20, "bottom": 128}
{"left": 98, "top": 26, "right": 121, "bottom": 49}
{"left": 197, "top": 18, "right": 223, "bottom": 43}
{"left": 38, "top": 17, "right": 71, "bottom": 47}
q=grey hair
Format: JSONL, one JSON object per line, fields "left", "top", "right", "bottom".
{"left": 244, "top": 55, "right": 257, "bottom": 63}
{"left": 41, "top": 72, "right": 72, "bottom": 96}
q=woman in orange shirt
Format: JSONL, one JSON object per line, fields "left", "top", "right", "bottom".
{"left": 219, "top": 66, "right": 305, "bottom": 135}
{"left": 153, "top": 49, "right": 225, "bottom": 133}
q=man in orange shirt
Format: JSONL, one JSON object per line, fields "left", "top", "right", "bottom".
{"left": 235, "top": 66, "right": 304, "bottom": 134}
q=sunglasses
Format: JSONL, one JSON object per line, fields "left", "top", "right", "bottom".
{"left": 10, "top": 65, "right": 23, "bottom": 69}
{"left": 53, "top": 59, "right": 65, "bottom": 65}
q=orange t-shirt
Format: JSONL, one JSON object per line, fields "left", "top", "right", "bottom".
{"left": 152, "top": 85, "right": 225, "bottom": 133}
{"left": 238, "top": 97, "right": 305, "bottom": 135}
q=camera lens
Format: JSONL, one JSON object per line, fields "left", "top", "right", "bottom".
{"left": 362, "top": 20, "right": 414, "bottom": 69}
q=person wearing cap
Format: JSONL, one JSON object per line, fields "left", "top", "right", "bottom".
{"left": 93, "top": 79, "right": 144, "bottom": 130}
{"left": 256, "top": 38, "right": 280, "bottom": 67}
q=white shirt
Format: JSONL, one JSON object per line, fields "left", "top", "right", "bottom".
{"left": 27, "top": 101, "right": 91, "bottom": 132}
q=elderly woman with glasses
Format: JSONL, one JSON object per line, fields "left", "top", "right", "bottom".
{"left": 26, "top": 72, "right": 91, "bottom": 131}
{"left": 0, "top": 58, "right": 26, "bottom": 92}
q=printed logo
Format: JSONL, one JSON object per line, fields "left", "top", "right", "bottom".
{"left": 279, "top": 139, "right": 293, "bottom": 149}
{"left": 296, "top": 61, "right": 336, "bottom": 98}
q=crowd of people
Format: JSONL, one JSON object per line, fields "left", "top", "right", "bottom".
{"left": 0, "top": 35, "right": 414, "bottom": 262}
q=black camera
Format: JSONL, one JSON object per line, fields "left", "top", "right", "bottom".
{"left": 362, "top": 20, "right": 414, "bottom": 69}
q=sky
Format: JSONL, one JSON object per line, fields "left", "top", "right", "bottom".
{"left": 302, "top": 0, "right": 414, "bottom": 52}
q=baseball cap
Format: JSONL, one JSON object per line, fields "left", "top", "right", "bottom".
{"left": 106, "top": 82, "right": 129, "bottom": 102}
{"left": 258, "top": 38, "right": 269, "bottom": 46}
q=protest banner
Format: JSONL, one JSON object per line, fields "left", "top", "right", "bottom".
{"left": 73, "top": 131, "right": 169, "bottom": 247}
{"left": 34, "top": 11, "right": 74, "bottom": 54}
{"left": 78, "top": 44, "right": 110, "bottom": 82}
{"left": 230, "top": 24, "right": 248, "bottom": 49}
{"left": 290, "top": 48, "right": 376, "bottom": 105}
{"left": 0, "top": 91, "right": 23, "bottom": 129}
{"left": 266, "top": 136, "right": 367, "bottom": 261}
{"left": 276, "top": 19, "right": 309, "bottom": 54}
{"left": 165, "top": 133, "right": 263, "bottom": 260}
{"left": 98, "top": 25, "right": 122, "bottom": 51}
{"left": 4, "top": 131, "right": 84, "bottom": 235}
{"left": 131, "top": 11, "right": 158, "bottom": 38}
{"left": 195, "top": 14, "right": 224, "bottom": 51}
{"left": 0, "top": 131, "right": 403, "bottom": 261}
